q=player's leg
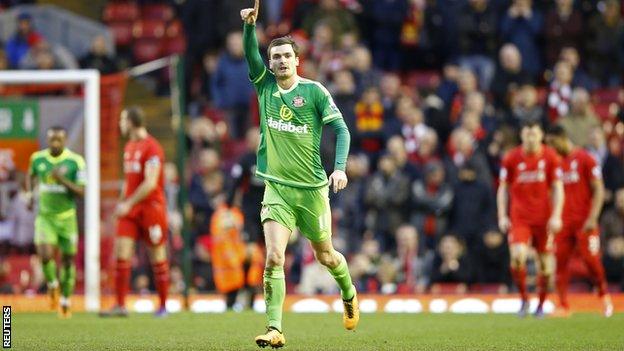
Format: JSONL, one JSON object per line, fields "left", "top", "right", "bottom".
{"left": 296, "top": 185, "right": 359, "bottom": 330}
{"left": 34, "top": 215, "right": 60, "bottom": 310}
{"left": 147, "top": 243, "right": 169, "bottom": 316}
{"left": 100, "top": 217, "right": 137, "bottom": 317}
{"left": 577, "top": 228, "right": 613, "bottom": 317}
{"left": 534, "top": 226, "right": 555, "bottom": 318}
{"left": 57, "top": 215, "right": 79, "bottom": 318}
{"left": 255, "top": 220, "right": 290, "bottom": 348}
{"left": 554, "top": 230, "right": 574, "bottom": 316}
{"left": 508, "top": 225, "right": 530, "bottom": 316}
{"left": 144, "top": 204, "right": 170, "bottom": 316}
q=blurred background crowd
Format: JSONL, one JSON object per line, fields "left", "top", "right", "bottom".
{"left": 1, "top": 0, "right": 624, "bottom": 299}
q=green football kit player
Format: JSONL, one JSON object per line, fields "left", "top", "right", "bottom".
{"left": 26, "top": 126, "right": 85, "bottom": 318}
{"left": 241, "top": 1, "right": 359, "bottom": 348}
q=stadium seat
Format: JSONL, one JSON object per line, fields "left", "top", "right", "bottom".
{"left": 163, "top": 35, "right": 186, "bottom": 55}
{"left": 430, "top": 283, "right": 467, "bottom": 294}
{"left": 132, "top": 38, "right": 163, "bottom": 63}
{"left": 141, "top": 3, "right": 175, "bottom": 22}
{"left": 108, "top": 21, "right": 134, "bottom": 47}
{"left": 404, "top": 70, "right": 441, "bottom": 90}
{"left": 103, "top": 2, "right": 139, "bottom": 23}
{"left": 133, "top": 19, "right": 166, "bottom": 40}
{"left": 593, "top": 88, "right": 621, "bottom": 104}
{"left": 166, "top": 20, "right": 184, "bottom": 38}
{"left": 593, "top": 103, "right": 616, "bottom": 120}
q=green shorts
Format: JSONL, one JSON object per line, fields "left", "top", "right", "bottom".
{"left": 260, "top": 181, "right": 332, "bottom": 243}
{"left": 34, "top": 211, "right": 78, "bottom": 255}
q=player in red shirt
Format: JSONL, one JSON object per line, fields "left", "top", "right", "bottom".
{"left": 100, "top": 106, "right": 170, "bottom": 317}
{"left": 497, "top": 121, "right": 564, "bottom": 318}
{"left": 545, "top": 125, "right": 613, "bottom": 317}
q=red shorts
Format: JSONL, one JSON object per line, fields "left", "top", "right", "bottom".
{"left": 508, "top": 224, "right": 553, "bottom": 253}
{"left": 116, "top": 201, "right": 168, "bottom": 246}
{"left": 556, "top": 223, "right": 601, "bottom": 257}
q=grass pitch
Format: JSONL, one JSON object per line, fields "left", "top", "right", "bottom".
{"left": 12, "top": 311, "right": 624, "bottom": 350}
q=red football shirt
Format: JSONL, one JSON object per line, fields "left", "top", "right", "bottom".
{"left": 561, "top": 148, "right": 601, "bottom": 224}
{"left": 499, "top": 145, "right": 562, "bottom": 226}
{"left": 122, "top": 135, "right": 165, "bottom": 209}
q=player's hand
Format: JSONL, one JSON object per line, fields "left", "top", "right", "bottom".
{"left": 114, "top": 201, "right": 131, "bottom": 218}
{"left": 498, "top": 215, "right": 510, "bottom": 233}
{"left": 328, "top": 170, "right": 348, "bottom": 193}
{"left": 240, "top": 0, "right": 259, "bottom": 24}
{"left": 582, "top": 216, "right": 598, "bottom": 233}
{"left": 547, "top": 216, "right": 563, "bottom": 235}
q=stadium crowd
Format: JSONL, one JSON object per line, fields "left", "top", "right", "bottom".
{"left": 1, "top": 0, "right": 624, "bottom": 298}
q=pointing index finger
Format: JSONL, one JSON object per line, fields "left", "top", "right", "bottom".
{"left": 254, "top": 0, "right": 259, "bottom": 17}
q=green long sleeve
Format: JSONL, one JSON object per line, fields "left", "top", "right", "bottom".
{"left": 327, "top": 118, "right": 350, "bottom": 172}
{"left": 243, "top": 23, "right": 266, "bottom": 81}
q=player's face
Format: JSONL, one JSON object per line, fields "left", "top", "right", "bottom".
{"left": 521, "top": 125, "right": 543, "bottom": 149}
{"left": 545, "top": 134, "right": 565, "bottom": 154}
{"left": 46, "top": 130, "right": 66, "bottom": 152}
{"left": 269, "top": 44, "right": 299, "bottom": 79}
{"left": 119, "top": 110, "right": 130, "bottom": 137}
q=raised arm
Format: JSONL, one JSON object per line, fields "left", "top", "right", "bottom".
{"left": 241, "top": 0, "right": 266, "bottom": 81}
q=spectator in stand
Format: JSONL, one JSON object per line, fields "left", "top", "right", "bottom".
{"left": 410, "top": 127, "right": 440, "bottom": 172}
{"left": 585, "top": 0, "right": 624, "bottom": 87}
{"left": 602, "top": 236, "right": 624, "bottom": 288}
{"left": 211, "top": 31, "right": 253, "bottom": 139}
{"left": 449, "top": 69, "right": 479, "bottom": 124}
{"left": 430, "top": 234, "right": 471, "bottom": 289}
{"left": 353, "top": 86, "right": 385, "bottom": 158}
{"left": 185, "top": 117, "right": 224, "bottom": 168}
{"left": 449, "top": 160, "right": 495, "bottom": 254}
{"left": 387, "top": 136, "right": 420, "bottom": 181}
{"left": 364, "top": 0, "right": 409, "bottom": 71}
{"left": 392, "top": 224, "right": 430, "bottom": 293}
{"left": 456, "top": 0, "right": 498, "bottom": 90}
{"left": 380, "top": 73, "right": 402, "bottom": 117}
{"left": 463, "top": 91, "right": 495, "bottom": 134}
{"left": 586, "top": 127, "right": 624, "bottom": 203}
{"left": 364, "top": 154, "right": 411, "bottom": 252}
{"left": 500, "top": 0, "right": 544, "bottom": 79}
{"left": 5, "top": 12, "right": 42, "bottom": 68}
{"left": 336, "top": 154, "right": 369, "bottom": 254}
{"left": 491, "top": 43, "right": 533, "bottom": 111}
{"left": 188, "top": 148, "right": 224, "bottom": 241}
{"left": 557, "top": 87, "right": 600, "bottom": 148}
{"left": 445, "top": 128, "right": 492, "bottom": 186}
{"left": 559, "top": 46, "right": 596, "bottom": 91}
{"left": 544, "top": 0, "right": 583, "bottom": 68}
{"left": 346, "top": 46, "right": 382, "bottom": 95}
{"left": 399, "top": 106, "right": 429, "bottom": 159}
{"left": 411, "top": 161, "right": 453, "bottom": 253}
{"left": 329, "top": 69, "right": 358, "bottom": 132}
{"left": 79, "top": 35, "right": 120, "bottom": 74}
{"left": 302, "top": 0, "right": 358, "bottom": 40}
{"left": 506, "top": 84, "right": 546, "bottom": 129}
{"left": 474, "top": 230, "right": 510, "bottom": 288}
{"left": 19, "top": 39, "right": 78, "bottom": 70}
{"left": 601, "top": 188, "right": 624, "bottom": 242}
{"left": 436, "top": 62, "right": 460, "bottom": 108}
{"left": 458, "top": 109, "right": 488, "bottom": 148}
{"left": 547, "top": 60, "right": 574, "bottom": 123}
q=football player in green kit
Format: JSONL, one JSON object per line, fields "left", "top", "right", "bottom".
{"left": 26, "top": 126, "right": 85, "bottom": 318}
{"left": 241, "top": 0, "right": 359, "bottom": 348}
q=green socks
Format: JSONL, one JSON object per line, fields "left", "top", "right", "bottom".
{"left": 60, "top": 263, "right": 76, "bottom": 298}
{"left": 42, "top": 260, "right": 57, "bottom": 285}
{"left": 263, "top": 266, "right": 285, "bottom": 332}
{"left": 328, "top": 252, "right": 355, "bottom": 300}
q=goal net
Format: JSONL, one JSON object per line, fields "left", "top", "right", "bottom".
{"left": 0, "top": 69, "right": 127, "bottom": 312}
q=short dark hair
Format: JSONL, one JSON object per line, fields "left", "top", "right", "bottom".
{"left": 546, "top": 124, "right": 567, "bottom": 137}
{"left": 47, "top": 125, "right": 66, "bottom": 133}
{"left": 520, "top": 119, "right": 542, "bottom": 130}
{"left": 267, "top": 36, "right": 299, "bottom": 58}
{"left": 124, "top": 106, "right": 145, "bottom": 127}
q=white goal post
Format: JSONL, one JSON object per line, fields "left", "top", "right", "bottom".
{"left": 0, "top": 69, "right": 101, "bottom": 312}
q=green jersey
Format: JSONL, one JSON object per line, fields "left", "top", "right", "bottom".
{"left": 244, "top": 24, "right": 347, "bottom": 189}
{"left": 29, "top": 148, "right": 85, "bottom": 217}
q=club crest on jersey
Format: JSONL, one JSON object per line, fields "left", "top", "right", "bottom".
{"left": 292, "top": 95, "right": 306, "bottom": 107}
{"left": 279, "top": 104, "right": 294, "bottom": 121}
